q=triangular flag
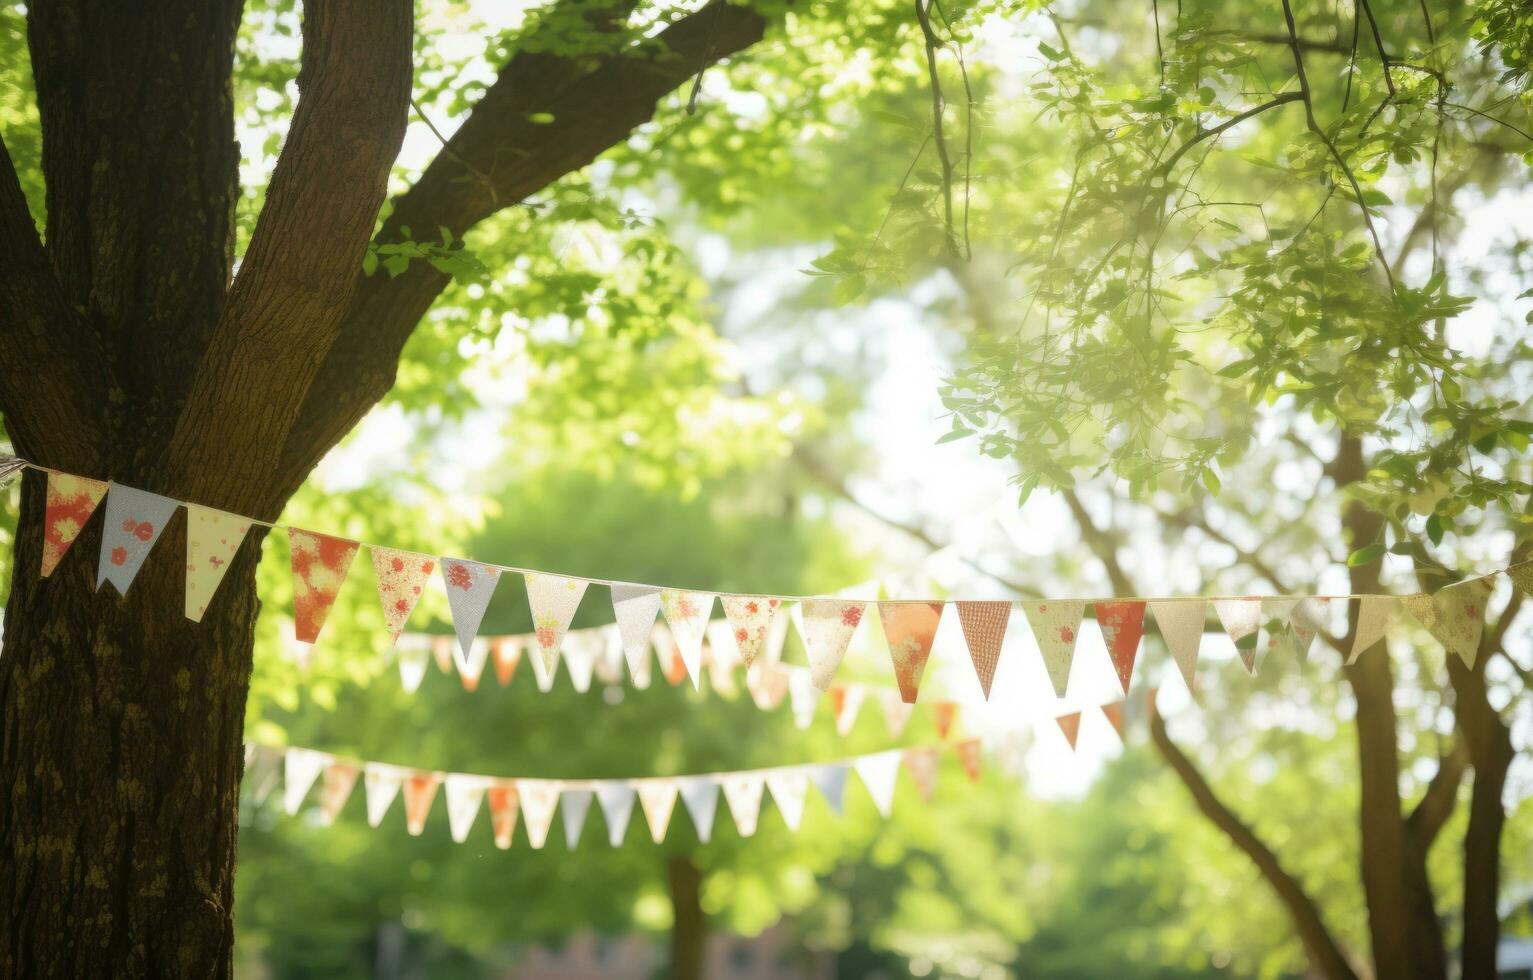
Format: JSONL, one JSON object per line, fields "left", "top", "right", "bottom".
{"left": 457, "top": 638, "right": 491, "bottom": 692}
{"left": 880, "top": 601, "right": 944, "bottom": 703}
{"left": 747, "top": 662, "right": 788, "bottom": 710}
{"left": 787, "top": 668, "right": 819, "bottom": 729}
{"left": 1056, "top": 711, "right": 1082, "bottom": 750}
{"left": 1407, "top": 577, "right": 1494, "bottom": 667}
{"left": 596, "top": 784, "right": 637, "bottom": 847}
{"left": 1095, "top": 600, "right": 1146, "bottom": 694}
{"left": 492, "top": 637, "right": 522, "bottom": 686}
{"left": 637, "top": 779, "right": 679, "bottom": 843}
{"left": 41, "top": 471, "right": 108, "bottom": 577}
{"left": 432, "top": 635, "right": 454, "bottom": 674}
{"left": 316, "top": 761, "right": 359, "bottom": 826}
{"left": 283, "top": 747, "right": 330, "bottom": 815}
{"left": 486, "top": 782, "right": 520, "bottom": 849}
{"left": 1349, "top": 595, "right": 1402, "bottom": 664}
{"left": 444, "top": 774, "right": 490, "bottom": 844}
{"left": 1509, "top": 563, "right": 1533, "bottom": 598}
{"left": 245, "top": 745, "right": 282, "bottom": 806}
{"left": 932, "top": 701, "right": 958, "bottom": 740}
{"left": 611, "top": 584, "right": 661, "bottom": 678}
{"left": 660, "top": 590, "right": 715, "bottom": 689}
{"left": 371, "top": 547, "right": 435, "bottom": 646}
{"left": 561, "top": 789, "right": 594, "bottom": 848}
{"left": 441, "top": 558, "right": 501, "bottom": 662}
{"left": 563, "top": 630, "right": 602, "bottom": 693}
{"left": 798, "top": 599, "right": 867, "bottom": 690}
{"left": 396, "top": 639, "right": 430, "bottom": 694}
{"left": 1149, "top": 599, "right": 1205, "bottom": 693}
{"left": 402, "top": 772, "right": 440, "bottom": 836}
{"left": 854, "top": 750, "right": 902, "bottom": 817}
{"left": 184, "top": 504, "right": 251, "bottom": 621}
{"left": 1213, "top": 598, "right": 1264, "bottom": 674}
{"left": 721, "top": 774, "right": 766, "bottom": 836}
{"left": 881, "top": 691, "right": 915, "bottom": 737}
{"left": 290, "top": 529, "right": 360, "bottom": 645}
{"left": 527, "top": 640, "right": 560, "bottom": 692}
{"left": 677, "top": 777, "right": 720, "bottom": 843}
{"left": 517, "top": 780, "right": 560, "bottom": 849}
{"left": 1101, "top": 702, "right": 1126, "bottom": 739}
{"left": 904, "top": 747, "right": 940, "bottom": 801}
{"left": 1291, "top": 597, "right": 1333, "bottom": 661}
{"left": 721, "top": 595, "right": 782, "bottom": 667}
{"left": 1259, "top": 596, "right": 1299, "bottom": 662}
{"left": 810, "top": 763, "right": 849, "bottom": 815}
{"left": 525, "top": 572, "right": 587, "bottom": 674}
{"left": 832, "top": 684, "right": 864, "bottom": 737}
{"left": 96, "top": 483, "right": 179, "bottom": 595}
{"left": 765, "top": 770, "right": 809, "bottom": 831}
{"left": 363, "top": 763, "right": 407, "bottom": 827}
{"left": 1022, "top": 600, "right": 1085, "bottom": 697}
{"left": 956, "top": 600, "right": 1010, "bottom": 699}
{"left": 954, "top": 739, "right": 983, "bottom": 782}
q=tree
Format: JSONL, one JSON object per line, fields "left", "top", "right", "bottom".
{"left": 0, "top": 0, "right": 802, "bottom": 972}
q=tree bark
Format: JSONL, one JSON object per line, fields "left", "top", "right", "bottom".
{"left": 667, "top": 854, "right": 709, "bottom": 980}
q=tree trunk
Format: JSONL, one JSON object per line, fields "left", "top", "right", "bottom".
{"left": 0, "top": 470, "right": 263, "bottom": 975}
{"left": 666, "top": 854, "right": 709, "bottom": 980}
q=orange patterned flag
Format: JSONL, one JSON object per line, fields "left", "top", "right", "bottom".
{"left": 932, "top": 700, "right": 958, "bottom": 740}
{"left": 492, "top": 637, "right": 522, "bottom": 686}
{"left": 40, "top": 471, "right": 108, "bottom": 577}
{"left": 1101, "top": 701, "right": 1125, "bottom": 738}
{"left": 956, "top": 601, "right": 1010, "bottom": 699}
{"left": 1056, "top": 711, "right": 1082, "bottom": 750}
{"left": 317, "top": 761, "right": 359, "bottom": 826}
{"left": 1094, "top": 600, "right": 1146, "bottom": 695}
{"left": 402, "top": 772, "right": 440, "bottom": 836}
{"left": 371, "top": 547, "right": 435, "bottom": 646}
{"left": 486, "top": 782, "right": 520, "bottom": 849}
{"left": 904, "top": 747, "right": 940, "bottom": 802}
{"left": 955, "top": 739, "right": 983, "bottom": 782}
{"left": 289, "top": 529, "right": 360, "bottom": 645}
{"left": 880, "top": 601, "right": 944, "bottom": 704}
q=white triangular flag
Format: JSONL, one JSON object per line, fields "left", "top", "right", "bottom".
{"left": 184, "top": 504, "right": 251, "bottom": 622}
{"left": 854, "top": 750, "right": 902, "bottom": 817}
{"left": 441, "top": 558, "right": 501, "bottom": 662}
{"left": 527, "top": 638, "right": 559, "bottom": 692}
{"left": 832, "top": 684, "right": 865, "bottom": 737}
{"left": 364, "top": 763, "right": 407, "bottom": 827}
{"left": 596, "top": 783, "right": 637, "bottom": 847}
{"left": 283, "top": 748, "right": 330, "bottom": 815}
{"left": 444, "top": 774, "right": 490, "bottom": 844}
{"left": 881, "top": 691, "right": 915, "bottom": 737}
{"left": 1213, "top": 597, "right": 1263, "bottom": 674}
{"left": 1349, "top": 595, "right": 1403, "bottom": 664}
{"left": 457, "top": 637, "right": 492, "bottom": 692}
{"left": 97, "top": 483, "right": 180, "bottom": 595}
{"left": 766, "top": 770, "right": 810, "bottom": 831}
{"left": 317, "top": 761, "right": 360, "bottom": 826}
{"left": 677, "top": 776, "right": 720, "bottom": 843}
{"left": 561, "top": 789, "right": 594, "bottom": 848}
{"left": 611, "top": 584, "right": 662, "bottom": 679}
{"left": 720, "top": 595, "right": 783, "bottom": 667}
{"left": 1291, "top": 597, "right": 1334, "bottom": 660}
{"left": 525, "top": 572, "right": 587, "bottom": 674}
{"left": 1021, "top": 600, "right": 1085, "bottom": 698}
{"left": 810, "top": 763, "right": 849, "bottom": 815}
{"left": 720, "top": 773, "right": 766, "bottom": 837}
{"left": 517, "top": 779, "right": 561, "bottom": 849}
{"left": 396, "top": 637, "right": 430, "bottom": 693}
{"left": 1149, "top": 599, "right": 1205, "bottom": 693}
{"left": 798, "top": 599, "right": 867, "bottom": 690}
{"left": 787, "top": 668, "right": 819, "bottom": 730}
{"left": 563, "top": 630, "right": 603, "bottom": 693}
{"left": 637, "top": 779, "right": 679, "bottom": 843}
{"left": 661, "top": 590, "right": 715, "bottom": 689}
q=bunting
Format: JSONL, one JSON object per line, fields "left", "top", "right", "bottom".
{"left": 637, "top": 780, "right": 680, "bottom": 843}
{"left": 444, "top": 774, "right": 489, "bottom": 844}
{"left": 96, "top": 484, "right": 179, "bottom": 595}
{"left": 1149, "top": 599, "right": 1205, "bottom": 693}
{"left": 720, "top": 594, "right": 781, "bottom": 667}
{"left": 1022, "top": 600, "right": 1085, "bottom": 698}
{"left": 290, "top": 529, "right": 360, "bottom": 646}
{"left": 799, "top": 599, "right": 866, "bottom": 690}
{"left": 317, "top": 761, "right": 359, "bottom": 826}
{"left": 561, "top": 789, "right": 594, "bottom": 848}
{"left": 1094, "top": 600, "right": 1146, "bottom": 695}
{"left": 765, "top": 771, "right": 809, "bottom": 831}
{"left": 853, "top": 750, "right": 902, "bottom": 818}
{"left": 1407, "top": 576, "right": 1493, "bottom": 667}
{"left": 41, "top": 471, "right": 108, "bottom": 577}
{"left": 184, "top": 504, "right": 251, "bottom": 621}
{"left": 811, "top": 763, "right": 849, "bottom": 815}
{"left": 525, "top": 573, "right": 587, "bottom": 675}
{"left": 677, "top": 777, "right": 720, "bottom": 843}
{"left": 487, "top": 783, "right": 520, "bottom": 849}
{"left": 611, "top": 584, "right": 662, "bottom": 677}
{"left": 518, "top": 780, "right": 560, "bottom": 849}
{"left": 1213, "top": 597, "right": 1263, "bottom": 674}
{"left": 660, "top": 589, "right": 714, "bottom": 688}
{"left": 1056, "top": 711, "right": 1082, "bottom": 750}
{"left": 364, "top": 763, "right": 407, "bottom": 828}
{"left": 441, "top": 558, "right": 500, "bottom": 661}
{"left": 721, "top": 773, "right": 766, "bottom": 836}
{"left": 371, "top": 548, "right": 435, "bottom": 646}
{"left": 402, "top": 772, "right": 440, "bottom": 836}
{"left": 880, "top": 601, "right": 944, "bottom": 703}
{"left": 596, "top": 784, "right": 637, "bottom": 847}
{"left": 955, "top": 600, "right": 1010, "bottom": 699}
{"left": 1349, "top": 595, "right": 1402, "bottom": 664}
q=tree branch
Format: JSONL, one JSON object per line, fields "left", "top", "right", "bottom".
{"left": 271, "top": 0, "right": 776, "bottom": 501}
{"left": 162, "top": 0, "right": 414, "bottom": 515}
{"left": 1405, "top": 740, "right": 1466, "bottom": 850}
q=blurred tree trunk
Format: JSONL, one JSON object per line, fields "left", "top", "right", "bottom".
{"left": 667, "top": 855, "right": 709, "bottom": 980}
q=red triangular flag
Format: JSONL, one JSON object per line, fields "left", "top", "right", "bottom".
{"left": 932, "top": 700, "right": 958, "bottom": 740}
{"left": 492, "top": 637, "right": 521, "bottom": 686}
{"left": 1094, "top": 601, "right": 1146, "bottom": 695}
{"left": 1101, "top": 701, "right": 1125, "bottom": 739}
{"left": 1056, "top": 711, "right": 1082, "bottom": 750}
{"left": 955, "top": 739, "right": 983, "bottom": 782}
{"left": 289, "top": 529, "right": 360, "bottom": 645}
{"left": 40, "top": 472, "right": 109, "bottom": 577}
{"left": 879, "top": 601, "right": 944, "bottom": 703}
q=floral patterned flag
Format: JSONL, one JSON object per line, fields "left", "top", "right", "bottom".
{"left": 637, "top": 779, "right": 679, "bottom": 843}
{"left": 561, "top": 789, "right": 594, "bottom": 849}
{"left": 1213, "top": 598, "right": 1264, "bottom": 674}
{"left": 810, "top": 763, "right": 849, "bottom": 816}
{"left": 444, "top": 774, "right": 490, "bottom": 844}
{"left": 41, "top": 471, "right": 108, "bottom": 577}
{"left": 1509, "top": 563, "right": 1533, "bottom": 598}
{"left": 370, "top": 548, "right": 435, "bottom": 647}
{"left": 799, "top": 599, "right": 867, "bottom": 690}
{"left": 440, "top": 558, "right": 501, "bottom": 662}
{"left": 96, "top": 483, "right": 179, "bottom": 595}
{"left": 766, "top": 770, "right": 810, "bottom": 831}
{"left": 402, "top": 772, "right": 440, "bottom": 836}
{"left": 527, "top": 641, "right": 560, "bottom": 692}
{"left": 611, "top": 584, "right": 662, "bottom": 678}
{"left": 881, "top": 691, "right": 915, "bottom": 737}
{"left": 1056, "top": 711, "right": 1082, "bottom": 750}
{"left": 1407, "top": 576, "right": 1494, "bottom": 667}
{"left": 317, "top": 761, "right": 359, "bottom": 826}
{"left": 289, "top": 529, "right": 360, "bottom": 645}
{"left": 787, "top": 668, "right": 819, "bottom": 730}
{"left": 955, "top": 739, "right": 983, "bottom": 782}
{"left": 596, "top": 784, "right": 637, "bottom": 847}
{"left": 1094, "top": 600, "right": 1146, "bottom": 695}
{"left": 525, "top": 572, "right": 588, "bottom": 675}
{"left": 517, "top": 780, "right": 560, "bottom": 849}
{"left": 904, "top": 747, "right": 940, "bottom": 802}
{"left": 956, "top": 600, "right": 1011, "bottom": 699}
{"left": 283, "top": 747, "right": 330, "bottom": 815}
{"left": 678, "top": 777, "right": 720, "bottom": 844}
{"left": 457, "top": 638, "right": 491, "bottom": 692}
{"left": 721, "top": 595, "right": 782, "bottom": 667}
{"left": 1149, "top": 599, "right": 1205, "bottom": 693}
{"left": 492, "top": 637, "right": 522, "bottom": 687}
{"left": 660, "top": 589, "right": 715, "bottom": 689}
{"left": 1022, "top": 600, "right": 1085, "bottom": 698}
{"left": 721, "top": 773, "right": 766, "bottom": 837}
{"left": 854, "top": 750, "right": 902, "bottom": 817}
{"left": 879, "top": 601, "right": 945, "bottom": 703}
{"left": 1291, "top": 597, "right": 1333, "bottom": 661}
{"left": 830, "top": 684, "right": 864, "bottom": 737}
{"left": 363, "top": 763, "right": 407, "bottom": 828}
{"left": 932, "top": 701, "right": 958, "bottom": 740}
{"left": 183, "top": 504, "right": 251, "bottom": 622}
{"left": 1349, "top": 596, "right": 1403, "bottom": 664}
{"left": 1101, "top": 701, "right": 1126, "bottom": 739}
{"left": 486, "top": 783, "right": 520, "bottom": 849}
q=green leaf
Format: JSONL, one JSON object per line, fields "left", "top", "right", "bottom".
{"left": 1347, "top": 543, "right": 1386, "bottom": 567}
{"left": 937, "top": 428, "right": 974, "bottom": 444}
{"left": 1200, "top": 467, "right": 1221, "bottom": 494}
{"left": 1425, "top": 513, "right": 1444, "bottom": 545}
{"left": 528, "top": 111, "right": 555, "bottom": 124}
